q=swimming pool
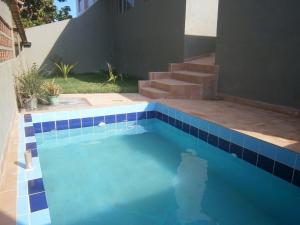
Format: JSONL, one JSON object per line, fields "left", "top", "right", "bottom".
{"left": 19, "top": 103, "right": 300, "bottom": 225}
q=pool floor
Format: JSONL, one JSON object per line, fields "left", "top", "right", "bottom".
{"left": 36, "top": 119, "right": 300, "bottom": 225}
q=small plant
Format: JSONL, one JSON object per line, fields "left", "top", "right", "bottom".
{"left": 54, "top": 62, "right": 76, "bottom": 80}
{"left": 43, "top": 79, "right": 60, "bottom": 96}
{"left": 15, "top": 64, "right": 45, "bottom": 109}
{"left": 42, "top": 79, "right": 60, "bottom": 105}
{"left": 106, "top": 62, "right": 118, "bottom": 84}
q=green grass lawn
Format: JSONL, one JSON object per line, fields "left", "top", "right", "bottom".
{"left": 42, "top": 73, "right": 138, "bottom": 94}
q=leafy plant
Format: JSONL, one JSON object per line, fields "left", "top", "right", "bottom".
{"left": 15, "top": 64, "right": 47, "bottom": 108}
{"left": 106, "top": 62, "right": 118, "bottom": 84}
{"left": 54, "top": 62, "right": 76, "bottom": 80}
{"left": 42, "top": 79, "right": 60, "bottom": 96}
{"left": 16, "top": 64, "right": 45, "bottom": 99}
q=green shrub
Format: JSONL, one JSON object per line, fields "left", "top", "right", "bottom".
{"left": 54, "top": 62, "right": 76, "bottom": 80}
{"left": 15, "top": 64, "right": 46, "bottom": 107}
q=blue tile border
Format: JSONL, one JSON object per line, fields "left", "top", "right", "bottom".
{"left": 29, "top": 104, "right": 300, "bottom": 185}
{"left": 29, "top": 192, "right": 48, "bottom": 213}
{"left": 18, "top": 102, "right": 300, "bottom": 224}
{"left": 28, "top": 178, "right": 45, "bottom": 195}
{"left": 19, "top": 115, "right": 52, "bottom": 225}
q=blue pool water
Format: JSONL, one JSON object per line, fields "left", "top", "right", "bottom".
{"left": 36, "top": 119, "right": 300, "bottom": 225}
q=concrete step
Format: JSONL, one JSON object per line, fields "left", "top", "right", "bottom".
{"left": 150, "top": 79, "right": 203, "bottom": 99}
{"left": 169, "top": 62, "right": 218, "bottom": 74}
{"left": 149, "top": 72, "right": 172, "bottom": 80}
{"left": 172, "top": 70, "right": 215, "bottom": 84}
{"left": 139, "top": 86, "right": 168, "bottom": 99}
{"left": 151, "top": 78, "right": 201, "bottom": 92}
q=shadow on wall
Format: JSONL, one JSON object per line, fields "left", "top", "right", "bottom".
{"left": 184, "top": 35, "right": 216, "bottom": 59}
{"left": 111, "top": 0, "right": 186, "bottom": 79}
{"left": 24, "top": 0, "right": 187, "bottom": 79}
{"left": 24, "top": 0, "right": 113, "bottom": 74}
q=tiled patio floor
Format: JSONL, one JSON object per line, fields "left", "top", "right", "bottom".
{"left": 24, "top": 93, "right": 300, "bottom": 153}
{"left": 1, "top": 93, "right": 300, "bottom": 223}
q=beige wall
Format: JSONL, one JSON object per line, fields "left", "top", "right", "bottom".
{"left": 185, "top": 0, "right": 219, "bottom": 37}
{"left": 23, "top": 20, "right": 70, "bottom": 72}
{"left": 0, "top": 0, "right": 26, "bottom": 176}
{"left": 0, "top": 53, "right": 26, "bottom": 174}
{"left": 0, "top": 1, "right": 13, "bottom": 26}
{"left": 23, "top": 1, "right": 113, "bottom": 73}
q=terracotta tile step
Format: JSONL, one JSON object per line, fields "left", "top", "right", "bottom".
{"left": 172, "top": 70, "right": 215, "bottom": 84}
{"left": 151, "top": 79, "right": 201, "bottom": 92}
{"left": 139, "top": 87, "right": 168, "bottom": 99}
{"left": 169, "top": 62, "right": 218, "bottom": 74}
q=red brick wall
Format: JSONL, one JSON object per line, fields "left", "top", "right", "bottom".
{"left": 0, "top": 49, "right": 13, "bottom": 61}
{"left": 0, "top": 16, "right": 13, "bottom": 62}
{"left": 0, "top": 17, "right": 11, "bottom": 36}
{"left": 0, "top": 34, "right": 12, "bottom": 47}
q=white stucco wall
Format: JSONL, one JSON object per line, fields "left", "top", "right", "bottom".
{"left": 185, "top": 0, "right": 219, "bottom": 37}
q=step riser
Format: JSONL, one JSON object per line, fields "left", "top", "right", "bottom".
{"left": 166, "top": 86, "right": 204, "bottom": 99}
{"left": 169, "top": 63, "right": 217, "bottom": 74}
{"left": 172, "top": 73, "right": 215, "bottom": 84}
{"left": 138, "top": 80, "right": 151, "bottom": 88}
{"left": 140, "top": 86, "right": 213, "bottom": 100}
{"left": 150, "top": 81, "right": 205, "bottom": 99}
{"left": 151, "top": 81, "right": 171, "bottom": 91}
{"left": 149, "top": 72, "right": 172, "bottom": 80}
{"left": 139, "top": 88, "right": 167, "bottom": 99}
{"left": 151, "top": 80, "right": 202, "bottom": 92}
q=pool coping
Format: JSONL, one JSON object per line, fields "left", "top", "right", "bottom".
{"left": 17, "top": 102, "right": 300, "bottom": 225}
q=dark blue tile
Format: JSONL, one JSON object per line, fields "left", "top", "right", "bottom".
{"left": 190, "top": 126, "right": 198, "bottom": 138}
{"left": 162, "top": 113, "right": 169, "bottom": 123}
{"left": 243, "top": 148, "right": 258, "bottom": 165}
{"left": 208, "top": 134, "right": 218, "bottom": 147}
{"left": 156, "top": 112, "right": 163, "bottom": 120}
{"left": 26, "top": 142, "right": 37, "bottom": 150}
{"left": 25, "top": 126, "right": 35, "bottom": 137}
{"left": 174, "top": 119, "right": 182, "bottom": 130}
{"left": 218, "top": 138, "right": 230, "bottom": 152}
{"left": 42, "top": 122, "right": 55, "bottom": 132}
{"left": 24, "top": 114, "right": 32, "bottom": 122}
{"left": 137, "top": 112, "right": 147, "bottom": 120}
{"left": 116, "top": 114, "right": 126, "bottom": 123}
{"left": 146, "top": 111, "right": 156, "bottom": 119}
{"left": 56, "top": 120, "right": 69, "bottom": 130}
{"left": 273, "top": 162, "right": 293, "bottom": 182}
{"left": 105, "top": 115, "right": 116, "bottom": 124}
{"left": 33, "top": 123, "right": 42, "bottom": 133}
{"left": 198, "top": 129, "right": 208, "bottom": 142}
{"left": 82, "top": 117, "right": 93, "bottom": 127}
{"left": 29, "top": 192, "right": 48, "bottom": 212}
{"left": 168, "top": 117, "right": 175, "bottom": 126}
{"left": 182, "top": 123, "right": 190, "bottom": 133}
{"left": 94, "top": 116, "right": 104, "bottom": 126}
{"left": 28, "top": 178, "right": 45, "bottom": 195}
{"left": 292, "top": 170, "right": 300, "bottom": 187}
{"left": 230, "top": 143, "right": 243, "bottom": 158}
{"left": 127, "top": 113, "right": 137, "bottom": 121}
{"left": 31, "top": 149, "right": 38, "bottom": 157}
{"left": 69, "top": 119, "right": 81, "bottom": 129}
{"left": 257, "top": 154, "right": 274, "bottom": 174}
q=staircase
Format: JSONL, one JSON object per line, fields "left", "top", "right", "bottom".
{"left": 139, "top": 54, "right": 218, "bottom": 99}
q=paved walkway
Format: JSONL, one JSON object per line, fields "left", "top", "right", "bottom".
{"left": 23, "top": 93, "right": 300, "bottom": 153}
